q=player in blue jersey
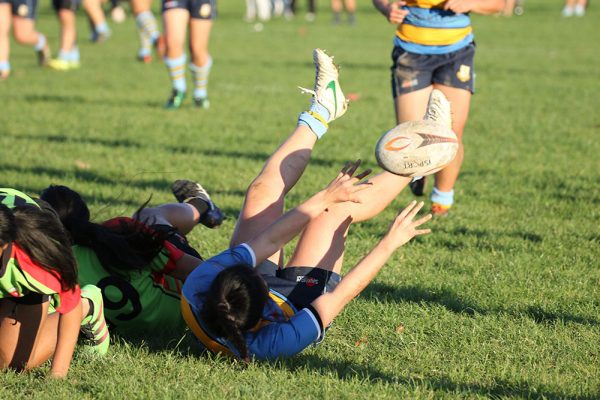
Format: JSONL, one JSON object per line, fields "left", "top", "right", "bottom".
{"left": 0, "top": 0, "right": 51, "bottom": 79}
{"left": 372, "top": 0, "right": 504, "bottom": 216}
{"left": 181, "top": 49, "right": 432, "bottom": 360}
{"left": 161, "top": 0, "right": 216, "bottom": 109}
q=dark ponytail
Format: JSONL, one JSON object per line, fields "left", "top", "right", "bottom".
{"left": 0, "top": 203, "right": 78, "bottom": 291}
{"left": 40, "top": 185, "right": 166, "bottom": 277}
{"left": 201, "top": 265, "right": 269, "bottom": 361}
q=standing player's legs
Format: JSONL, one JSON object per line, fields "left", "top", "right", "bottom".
{"left": 49, "top": 0, "right": 80, "bottom": 70}
{"left": 83, "top": 0, "right": 110, "bottom": 42}
{"left": 188, "top": 0, "right": 214, "bottom": 109}
{"left": 132, "top": 0, "right": 164, "bottom": 62}
{"left": 287, "top": 171, "right": 410, "bottom": 273}
{"left": 162, "top": 7, "right": 189, "bottom": 108}
{"left": 0, "top": 3, "right": 12, "bottom": 79}
{"left": 12, "top": 13, "right": 51, "bottom": 66}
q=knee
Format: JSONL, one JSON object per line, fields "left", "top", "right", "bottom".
{"left": 12, "top": 29, "right": 29, "bottom": 44}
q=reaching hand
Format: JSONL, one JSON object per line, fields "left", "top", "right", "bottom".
{"left": 383, "top": 200, "right": 432, "bottom": 249}
{"left": 323, "top": 160, "right": 372, "bottom": 205}
{"left": 386, "top": 1, "right": 409, "bottom": 24}
{"left": 443, "top": 0, "right": 472, "bottom": 14}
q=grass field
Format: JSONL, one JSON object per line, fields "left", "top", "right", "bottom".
{"left": 1, "top": 0, "right": 599, "bottom": 398}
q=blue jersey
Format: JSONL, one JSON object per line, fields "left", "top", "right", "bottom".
{"left": 394, "top": 0, "right": 473, "bottom": 55}
{"left": 182, "top": 244, "right": 322, "bottom": 359}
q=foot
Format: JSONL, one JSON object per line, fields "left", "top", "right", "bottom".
{"left": 37, "top": 44, "right": 51, "bottom": 67}
{"left": 80, "top": 285, "right": 110, "bottom": 355}
{"left": 561, "top": 6, "right": 573, "bottom": 17}
{"left": 409, "top": 176, "right": 426, "bottom": 196}
{"left": 171, "top": 179, "right": 225, "bottom": 228}
{"left": 48, "top": 58, "right": 81, "bottom": 71}
{"left": 299, "top": 48, "right": 348, "bottom": 123}
{"left": 137, "top": 53, "right": 153, "bottom": 63}
{"left": 153, "top": 34, "right": 166, "bottom": 60}
{"left": 431, "top": 202, "right": 451, "bottom": 217}
{"left": 194, "top": 97, "right": 210, "bottom": 109}
{"left": 165, "top": 89, "right": 186, "bottom": 109}
{"left": 0, "top": 69, "right": 9, "bottom": 80}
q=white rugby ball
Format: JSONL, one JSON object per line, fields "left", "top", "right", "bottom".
{"left": 375, "top": 120, "right": 458, "bottom": 177}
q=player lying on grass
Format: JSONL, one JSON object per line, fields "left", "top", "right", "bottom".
{"left": 0, "top": 189, "right": 109, "bottom": 378}
{"left": 181, "top": 49, "right": 432, "bottom": 360}
{"left": 40, "top": 182, "right": 224, "bottom": 337}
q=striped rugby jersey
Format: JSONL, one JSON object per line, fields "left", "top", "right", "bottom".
{"left": 395, "top": 0, "right": 473, "bottom": 54}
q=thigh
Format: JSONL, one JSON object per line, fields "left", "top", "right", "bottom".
{"left": 0, "top": 298, "right": 51, "bottom": 370}
{"left": 162, "top": 8, "right": 189, "bottom": 51}
{"left": 131, "top": 0, "right": 151, "bottom": 14}
{"left": 0, "top": 4, "right": 11, "bottom": 33}
{"left": 12, "top": 16, "right": 36, "bottom": 37}
{"left": 189, "top": 18, "right": 212, "bottom": 54}
{"left": 432, "top": 84, "right": 471, "bottom": 138}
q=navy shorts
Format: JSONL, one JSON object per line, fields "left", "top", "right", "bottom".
{"left": 150, "top": 224, "right": 203, "bottom": 260}
{"left": 391, "top": 42, "right": 476, "bottom": 97}
{"left": 162, "top": 0, "right": 216, "bottom": 20}
{"left": 256, "top": 260, "right": 341, "bottom": 310}
{"left": 52, "top": 0, "right": 80, "bottom": 12}
{"left": 0, "top": 0, "right": 38, "bottom": 19}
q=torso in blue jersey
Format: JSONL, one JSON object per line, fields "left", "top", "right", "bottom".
{"left": 395, "top": 0, "right": 473, "bottom": 55}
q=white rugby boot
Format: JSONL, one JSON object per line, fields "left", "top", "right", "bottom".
{"left": 424, "top": 89, "right": 452, "bottom": 129}
{"left": 299, "top": 48, "right": 348, "bottom": 123}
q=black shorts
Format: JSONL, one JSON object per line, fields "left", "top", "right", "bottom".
{"left": 150, "top": 224, "right": 203, "bottom": 260}
{"left": 391, "top": 42, "right": 476, "bottom": 97}
{"left": 256, "top": 260, "right": 341, "bottom": 310}
{"left": 162, "top": 0, "right": 216, "bottom": 20}
{"left": 52, "top": 0, "right": 80, "bottom": 12}
{"left": 0, "top": 0, "right": 38, "bottom": 20}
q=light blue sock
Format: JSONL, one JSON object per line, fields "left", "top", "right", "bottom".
{"left": 165, "top": 55, "right": 187, "bottom": 92}
{"left": 431, "top": 186, "right": 454, "bottom": 206}
{"left": 58, "top": 48, "right": 79, "bottom": 62}
{"left": 0, "top": 61, "right": 10, "bottom": 73}
{"left": 95, "top": 21, "right": 111, "bottom": 36}
{"left": 298, "top": 103, "right": 331, "bottom": 139}
{"left": 189, "top": 57, "right": 212, "bottom": 99}
{"left": 34, "top": 34, "right": 46, "bottom": 51}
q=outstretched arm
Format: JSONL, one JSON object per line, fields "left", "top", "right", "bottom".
{"left": 247, "top": 161, "right": 371, "bottom": 265}
{"left": 311, "top": 201, "right": 432, "bottom": 327}
{"left": 50, "top": 301, "right": 82, "bottom": 378}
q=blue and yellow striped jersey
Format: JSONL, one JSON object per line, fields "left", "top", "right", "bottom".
{"left": 395, "top": 0, "right": 473, "bottom": 54}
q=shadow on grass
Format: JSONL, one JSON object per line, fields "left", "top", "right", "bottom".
{"left": 363, "top": 283, "right": 600, "bottom": 327}
{"left": 22, "top": 94, "right": 160, "bottom": 109}
{"left": 280, "top": 355, "right": 592, "bottom": 399}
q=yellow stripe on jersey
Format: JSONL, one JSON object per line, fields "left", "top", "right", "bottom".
{"left": 180, "top": 297, "right": 234, "bottom": 357}
{"left": 396, "top": 25, "right": 472, "bottom": 46}
{"left": 405, "top": 0, "right": 446, "bottom": 8}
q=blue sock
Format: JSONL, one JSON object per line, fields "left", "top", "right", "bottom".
{"left": 165, "top": 55, "right": 187, "bottom": 92}
{"left": 298, "top": 103, "right": 331, "bottom": 139}
{"left": 34, "top": 34, "right": 46, "bottom": 51}
{"left": 95, "top": 22, "right": 111, "bottom": 36}
{"left": 0, "top": 61, "right": 10, "bottom": 73}
{"left": 189, "top": 57, "right": 212, "bottom": 99}
{"left": 431, "top": 186, "right": 454, "bottom": 206}
{"left": 59, "top": 48, "right": 79, "bottom": 62}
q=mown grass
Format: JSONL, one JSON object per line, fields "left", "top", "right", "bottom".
{"left": 1, "top": 0, "right": 599, "bottom": 398}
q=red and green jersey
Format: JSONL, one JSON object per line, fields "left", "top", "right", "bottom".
{"left": 0, "top": 243, "right": 81, "bottom": 314}
{"left": 75, "top": 217, "right": 187, "bottom": 336}
{"left": 0, "top": 188, "right": 39, "bottom": 208}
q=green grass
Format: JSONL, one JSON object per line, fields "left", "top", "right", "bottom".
{"left": 1, "top": 0, "right": 599, "bottom": 398}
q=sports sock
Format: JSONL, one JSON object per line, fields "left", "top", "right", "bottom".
{"left": 185, "top": 198, "right": 210, "bottom": 219}
{"left": 298, "top": 103, "right": 331, "bottom": 139}
{"left": 34, "top": 34, "right": 47, "bottom": 51}
{"left": 165, "top": 55, "right": 187, "bottom": 92}
{"left": 0, "top": 61, "right": 10, "bottom": 73}
{"left": 431, "top": 186, "right": 454, "bottom": 206}
{"left": 95, "top": 21, "right": 111, "bottom": 36}
{"left": 136, "top": 11, "right": 160, "bottom": 42}
{"left": 189, "top": 57, "right": 212, "bottom": 100}
{"left": 58, "top": 47, "right": 80, "bottom": 62}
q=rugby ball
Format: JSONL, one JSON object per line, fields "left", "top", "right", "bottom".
{"left": 375, "top": 90, "right": 458, "bottom": 177}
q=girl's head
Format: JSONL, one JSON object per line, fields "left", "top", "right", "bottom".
{"left": 0, "top": 203, "right": 78, "bottom": 290}
{"left": 201, "top": 265, "right": 269, "bottom": 361}
{"left": 40, "top": 185, "right": 166, "bottom": 276}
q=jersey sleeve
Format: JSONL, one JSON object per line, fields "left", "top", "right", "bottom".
{"left": 150, "top": 241, "right": 185, "bottom": 274}
{"left": 54, "top": 285, "right": 82, "bottom": 314}
{"left": 182, "top": 244, "right": 256, "bottom": 310}
{"left": 247, "top": 308, "right": 322, "bottom": 359}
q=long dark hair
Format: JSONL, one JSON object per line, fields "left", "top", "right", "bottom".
{"left": 201, "top": 265, "right": 269, "bottom": 361}
{"left": 0, "top": 203, "right": 78, "bottom": 291}
{"left": 40, "top": 185, "right": 167, "bottom": 277}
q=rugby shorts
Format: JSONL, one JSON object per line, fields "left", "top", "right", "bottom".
{"left": 162, "top": 0, "right": 216, "bottom": 20}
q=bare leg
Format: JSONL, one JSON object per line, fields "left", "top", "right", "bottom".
{"left": 83, "top": 0, "right": 107, "bottom": 29}
{"left": 288, "top": 171, "right": 410, "bottom": 272}
{"left": 135, "top": 203, "right": 199, "bottom": 235}
{"left": 230, "top": 125, "right": 318, "bottom": 264}
{"left": 0, "top": 300, "right": 57, "bottom": 370}
{"left": 431, "top": 84, "right": 471, "bottom": 193}
{"left": 0, "top": 6, "right": 11, "bottom": 78}
{"left": 57, "top": 9, "right": 77, "bottom": 52}
{"left": 394, "top": 85, "right": 432, "bottom": 124}
{"left": 12, "top": 17, "right": 41, "bottom": 46}
{"left": 163, "top": 9, "right": 188, "bottom": 59}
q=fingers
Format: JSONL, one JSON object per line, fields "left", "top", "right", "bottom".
{"left": 406, "top": 200, "right": 424, "bottom": 221}
{"left": 355, "top": 169, "right": 372, "bottom": 181}
{"left": 414, "top": 228, "right": 431, "bottom": 236}
{"left": 397, "top": 200, "right": 417, "bottom": 220}
{"left": 413, "top": 213, "right": 432, "bottom": 227}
